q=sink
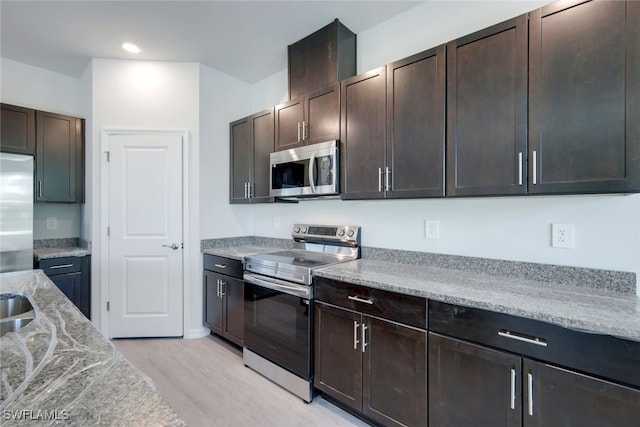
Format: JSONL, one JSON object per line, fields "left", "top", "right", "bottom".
{"left": 0, "top": 293, "right": 33, "bottom": 318}
{"left": 0, "top": 293, "right": 35, "bottom": 337}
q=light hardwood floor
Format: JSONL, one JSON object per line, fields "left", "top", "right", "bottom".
{"left": 113, "top": 335, "right": 370, "bottom": 427}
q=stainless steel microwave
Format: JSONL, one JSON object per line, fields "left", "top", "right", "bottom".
{"left": 270, "top": 140, "right": 339, "bottom": 198}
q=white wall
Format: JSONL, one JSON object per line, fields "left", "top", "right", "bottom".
{"left": 89, "top": 59, "right": 204, "bottom": 336}
{"left": 199, "top": 64, "right": 253, "bottom": 239}
{"left": 0, "top": 58, "right": 85, "bottom": 240}
{"left": 248, "top": 0, "right": 640, "bottom": 294}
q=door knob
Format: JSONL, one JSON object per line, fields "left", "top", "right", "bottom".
{"left": 162, "top": 243, "right": 180, "bottom": 250}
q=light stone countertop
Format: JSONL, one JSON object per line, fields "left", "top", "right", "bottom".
{"left": 33, "top": 247, "right": 91, "bottom": 261}
{"left": 0, "top": 270, "right": 185, "bottom": 426}
{"left": 200, "top": 240, "right": 640, "bottom": 341}
{"left": 314, "top": 259, "right": 640, "bottom": 342}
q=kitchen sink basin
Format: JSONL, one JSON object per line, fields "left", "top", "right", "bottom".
{"left": 0, "top": 317, "right": 34, "bottom": 336}
{"left": 0, "top": 293, "right": 35, "bottom": 337}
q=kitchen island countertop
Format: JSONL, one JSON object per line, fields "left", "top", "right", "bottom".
{"left": 0, "top": 270, "right": 185, "bottom": 426}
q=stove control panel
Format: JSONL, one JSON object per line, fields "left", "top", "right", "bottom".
{"left": 292, "top": 224, "right": 360, "bottom": 246}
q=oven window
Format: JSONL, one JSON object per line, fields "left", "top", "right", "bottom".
{"left": 244, "top": 283, "right": 311, "bottom": 379}
{"left": 272, "top": 161, "right": 307, "bottom": 190}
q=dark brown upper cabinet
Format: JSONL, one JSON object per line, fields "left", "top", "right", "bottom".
{"left": 340, "top": 67, "right": 387, "bottom": 200}
{"left": 274, "top": 83, "right": 340, "bottom": 151}
{"left": 288, "top": 19, "right": 357, "bottom": 100}
{"left": 229, "top": 108, "right": 274, "bottom": 204}
{"left": 446, "top": 15, "right": 528, "bottom": 197}
{"left": 35, "top": 111, "right": 84, "bottom": 203}
{"left": 1, "top": 104, "right": 35, "bottom": 155}
{"left": 386, "top": 46, "right": 446, "bottom": 199}
{"left": 529, "top": 0, "right": 640, "bottom": 194}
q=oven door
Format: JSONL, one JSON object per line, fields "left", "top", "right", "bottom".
{"left": 243, "top": 273, "right": 312, "bottom": 380}
{"left": 270, "top": 140, "right": 339, "bottom": 197}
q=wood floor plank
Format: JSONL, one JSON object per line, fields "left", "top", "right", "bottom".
{"left": 113, "top": 335, "right": 370, "bottom": 427}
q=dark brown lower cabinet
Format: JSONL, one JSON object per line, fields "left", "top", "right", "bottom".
{"left": 203, "top": 271, "right": 244, "bottom": 346}
{"left": 429, "top": 332, "right": 640, "bottom": 427}
{"left": 315, "top": 301, "right": 427, "bottom": 427}
{"left": 38, "top": 255, "right": 91, "bottom": 319}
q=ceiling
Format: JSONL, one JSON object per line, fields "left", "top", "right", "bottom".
{"left": 0, "top": 0, "right": 422, "bottom": 83}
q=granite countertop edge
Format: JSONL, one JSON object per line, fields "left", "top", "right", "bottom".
{"left": 33, "top": 247, "right": 92, "bottom": 260}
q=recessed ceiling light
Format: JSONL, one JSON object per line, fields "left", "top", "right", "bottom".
{"left": 122, "top": 42, "right": 141, "bottom": 54}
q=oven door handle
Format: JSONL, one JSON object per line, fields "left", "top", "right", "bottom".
{"left": 244, "top": 273, "right": 311, "bottom": 299}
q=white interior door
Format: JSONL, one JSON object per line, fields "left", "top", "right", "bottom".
{"left": 107, "top": 132, "right": 183, "bottom": 338}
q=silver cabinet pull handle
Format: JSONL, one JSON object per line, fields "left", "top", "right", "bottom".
{"left": 38, "top": 181, "right": 43, "bottom": 198}
{"left": 348, "top": 295, "right": 373, "bottom": 305}
{"left": 220, "top": 280, "right": 225, "bottom": 297}
{"left": 518, "top": 152, "right": 523, "bottom": 186}
{"left": 50, "top": 264, "right": 74, "bottom": 269}
{"left": 361, "top": 323, "right": 368, "bottom": 353}
{"left": 510, "top": 368, "right": 516, "bottom": 410}
{"left": 214, "top": 263, "right": 226, "bottom": 269}
{"left": 532, "top": 150, "right": 538, "bottom": 185}
{"left": 528, "top": 373, "right": 534, "bottom": 416}
{"left": 378, "top": 167, "right": 383, "bottom": 192}
{"left": 498, "top": 330, "right": 547, "bottom": 347}
{"left": 216, "top": 279, "right": 220, "bottom": 298}
{"left": 162, "top": 243, "right": 179, "bottom": 250}
{"left": 385, "top": 166, "right": 391, "bottom": 191}
{"left": 297, "top": 122, "right": 301, "bottom": 142}
{"left": 302, "top": 120, "right": 307, "bottom": 140}
{"left": 353, "top": 320, "right": 360, "bottom": 350}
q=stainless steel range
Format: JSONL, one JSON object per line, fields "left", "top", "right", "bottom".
{"left": 243, "top": 224, "right": 361, "bottom": 402}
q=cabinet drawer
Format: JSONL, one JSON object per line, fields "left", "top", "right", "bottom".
{"left": 429, "top": 300, "right": 640, "bottom": 389}
{"left": 314, "top": 277, "right": 426, "bottom": 329}
{"left": 203, "top": 254, "right": 243, "bottom": 278}
{"left": 39, "top": 256, "right": 82, "bottom": 275}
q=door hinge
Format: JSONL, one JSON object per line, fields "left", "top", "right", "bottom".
{"left": 105, "top": 151, "right": 110, "bottom": 162}
{"left": 106, "top": 301, "right": 110, "bottom": 311}
{"left": 107, "top": 226, "right": 110, "bottom": 236}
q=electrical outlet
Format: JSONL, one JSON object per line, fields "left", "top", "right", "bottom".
{"left": 425, "top": 220, "right": 440, "bottom": 239}
{"left": 46, "top": 217, "right": 58, "bottom": 230}
{"left": 552, "top": 223, "right": 575, "bottom": 248}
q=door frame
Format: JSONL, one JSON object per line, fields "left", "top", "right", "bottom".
{"left": 100, "top": 128, "right": 191, "bottom": 338}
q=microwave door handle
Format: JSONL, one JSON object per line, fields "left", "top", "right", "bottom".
{"left": 309, "top": 152, "right": 317, "bottom": 193}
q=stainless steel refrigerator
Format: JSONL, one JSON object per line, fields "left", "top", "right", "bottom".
{"left": 0, "top": 152, "right": 33, "bottom": 272}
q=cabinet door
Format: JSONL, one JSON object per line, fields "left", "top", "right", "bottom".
{"left": 524, "top": 359, "right": 640, "bottom": 427}
{"left": 1, "top": 104, "right": 35, "bottom": 155}
{"left": 429, "top": 333, "right": 522, "bottom": 427}
{"left": 387, "top": 46, "right": 445, "bottom": 199}
{"left": 529, "top": 0, "right": 640, "bottom": 194}
{"left": 50, "top": 273, "right": 82, "bottom": 309}
{"left": 229, "top": 116, "right": 251, "bottom": 203}
{"left": 341, "top": 67, "right": 387, "bottom": 200}
{"left": 251, "top": 108, "right": 274, "bottom": 200}
{"left": 35, "top": 111, "right": 79, "bottom": 202}
{"left": 274, "top": 98, "right": 304, "bottom": 151}
{"left": 222, "top": 276, "right": 244, "bottom": 346}
{"left": 446, "top": 16, "right": 528, "bottom": 197}
{"left": 305, "top": 84, "right": 340, "bottom": 145}
{"left": 314, "top": 302, "right": 363, "bottom": 410}
{"left": 363, "top": 316, "right": 427, "bottom": 427}
{"left": 203, "top": 271, "right": 223, "bottom": 334}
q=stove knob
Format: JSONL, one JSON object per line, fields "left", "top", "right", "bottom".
{"left": 337, "top": 229, "right": 345, "bottom": 237}
{"left": 347, "top": 230, "right": 355, "bottom": 238}
{"left": 294, "top": 226, "right": 300, "bottom": 233}
{"left": 301, "top": 227, "right": 307, "bottom": 233}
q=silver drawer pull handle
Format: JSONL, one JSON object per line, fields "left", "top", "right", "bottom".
{"left": 50, "top": 264, "right": 74, "bottom": 269}
{"left": 353, "top": 321, "right": 360, "bottom": 350}
{"left": 348, "top": 295, "right": 373, "bottom": 305}
{"left": 498, "top": 330, "right": 547, "bottom": 347}
{"left": 214, "top": 263, "right": 227, "bottom": 269}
